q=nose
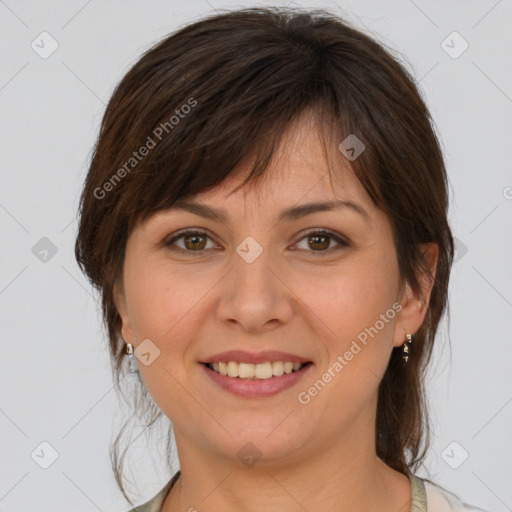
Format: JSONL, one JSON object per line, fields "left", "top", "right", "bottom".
{"left": 216, "top": 242, "right": 294, "bottom": 334}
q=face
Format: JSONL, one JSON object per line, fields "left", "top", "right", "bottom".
{"left": 115, "top": 115, "right": 434, "bottom": 469}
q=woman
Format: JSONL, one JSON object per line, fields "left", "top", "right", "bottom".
{"left": 74, "top": 6, "right": 489, "bottom": 512}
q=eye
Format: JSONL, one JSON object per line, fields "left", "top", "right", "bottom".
{"left": 165, "top": 229, "right": 216, "bottom": 254}
{"left": 293, "top": 229, "right": 350, "bottom": 255}
{"left": 165, "top": 228, "right": 350, "bottom": 256}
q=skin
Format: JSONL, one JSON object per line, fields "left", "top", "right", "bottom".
{"left": 115, "top": 112, "right": 438, "bottom": 512}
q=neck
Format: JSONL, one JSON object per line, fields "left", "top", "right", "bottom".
{"left": 162, "top": 433, "right": 412, "bottom": 512}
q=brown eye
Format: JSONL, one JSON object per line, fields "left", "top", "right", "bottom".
{"left": 165, "top": 230, "right": 214, "bottom": 253}
{"left": 165, "top": 228, "right": 349, "bottom": 256}
{"left": 294, "top": 230, "right": 349, "bottom": 255}
{"left": 183, "top": 232, "right": 207, "bottom": 250}
{"left": 307, "top": 233, "right": 330, "bottom": 251}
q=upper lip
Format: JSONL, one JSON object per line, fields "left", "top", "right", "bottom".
{"left": 201, "top": 350, "right": 311, "bottom": 364}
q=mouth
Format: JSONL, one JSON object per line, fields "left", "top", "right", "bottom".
{"left": 203, "top": 361, "right": 313, "bottom": 380}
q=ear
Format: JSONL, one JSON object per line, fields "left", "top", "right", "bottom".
{"left": 113, "top": 278, "right": 134, "bottom": 344}
{"left": 392, "top": 243, "right": 439, "bottom": 348}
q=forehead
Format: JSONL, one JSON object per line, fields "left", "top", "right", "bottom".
{"left": 190, "top": 116, "right": 371, "bottom": 213}
{"left": 137, "top": 112, "right": 379, "bottom": 235}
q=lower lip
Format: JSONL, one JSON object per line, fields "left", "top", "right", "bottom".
{"left": 201, "top": 363, "right": 313, "bottom": 398}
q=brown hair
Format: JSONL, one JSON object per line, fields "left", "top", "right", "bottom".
{"left": 74, "top": 6, "right": 454, "bottom": 503}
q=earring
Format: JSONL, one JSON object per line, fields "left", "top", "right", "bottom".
{"left": 402, "top": 333, "right": 414, "bottom": 363}
{"left": 123, "top": 342, "right": 139, "bottom": 374}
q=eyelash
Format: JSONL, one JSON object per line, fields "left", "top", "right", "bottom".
{"left": 164, "top": 228, "right": 350, "bottom": 256}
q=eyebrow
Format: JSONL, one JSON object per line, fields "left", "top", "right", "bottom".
{"left": 169, "top": 198, "right": 371, "bottom": 224}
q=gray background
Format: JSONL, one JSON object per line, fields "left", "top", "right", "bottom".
{"left": 1, "top": 0, "right": 511, "bottom": 511}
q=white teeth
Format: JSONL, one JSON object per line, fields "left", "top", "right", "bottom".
{"left": 227, "top": 361, "right": 238, "bottom": 377}
{"left": 238, "top": 362, "right": 255, "bottom": 379}
{"left": 272, "top": 361, "right": 284, "bottom": 376}
{"left": 208, "top": 361, "right": 306, "bottom": 379}
{"left": 254, "top": 362, "right": 273, "bottom": 379}
{"left": 219, "top": 361, "right": 228, "bottom": 376}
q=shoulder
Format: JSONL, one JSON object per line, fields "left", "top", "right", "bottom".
{"left": 125, "top": 470, "right": 181, "bottom": 512}
{"left": 423, "top": 480, "right": 491, "bottom": 512}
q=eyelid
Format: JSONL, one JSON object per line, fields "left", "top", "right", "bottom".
{"left": 293, "top": 227, "right": 350, "bottom": 246}
{"left": 164, "top": 228, "right": 220, "bottom": 252}
{"left": 164, "top": 227, "right": 350, "bottom": 254}
{"left": 291, "top": 228, "right": 350, "bottom": 254}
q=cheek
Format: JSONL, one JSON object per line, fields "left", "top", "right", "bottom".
{"left": 301, "top": 250, "right": 399, "bottom": 392}
{"left": 122, "top": 258, "right": 209, "bottom": 416}
{"left": 124, "top": 256, "right": 196, "bottom": 337}
{"left": 298, "top": 253, "right": 399, "bottom": 342}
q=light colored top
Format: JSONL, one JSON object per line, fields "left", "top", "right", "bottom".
{"left": 423, "top": 479, "right": 491, "bottom": 512}
{"left": 127, "top": 470, "right": 491, "bottom": 512}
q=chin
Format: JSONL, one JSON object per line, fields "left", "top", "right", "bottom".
{"left": 208, "top": 423, "right": 309, "bottom": 466}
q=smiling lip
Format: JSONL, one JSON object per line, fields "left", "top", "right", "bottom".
{"left": 200, "top": 350, "right": 310, "bottom": 364}
{"left": 201, "top": 361, "right": 312, "bottom": 398}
